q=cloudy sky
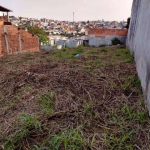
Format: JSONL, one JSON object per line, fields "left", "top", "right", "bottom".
{"left": 1, "top": 0, "right": 133, "bottom": 21}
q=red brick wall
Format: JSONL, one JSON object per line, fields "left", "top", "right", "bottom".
{"left": 0, "top": 20, "right": 4, "bottom": 25}
{"left": 0, "top": 16, "right": 8, "bottom": 22}
{"left": 0, "top": 25, "right": 7, "bottom": 56}
{"left": 89, "top": 28, "right": 128, "bottom": 37}
{"left": 19, "top": 29, "right": 39, "bottom": 52}
{"left": 0, "top": 34, "right": 3, "bottom": 57}
{"left": 0, "top": 23, "right": 39, "bottom": 57}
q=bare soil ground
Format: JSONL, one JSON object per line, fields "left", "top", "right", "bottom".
{"left": 0, "top": 46, "right": 150, "bottom": 150}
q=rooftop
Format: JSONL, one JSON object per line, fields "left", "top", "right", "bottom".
{"left": 0, "top": 5, "right": 12, "bottom": 12}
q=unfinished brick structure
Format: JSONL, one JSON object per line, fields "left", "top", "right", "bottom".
{"left": 0, "top": 5, "right": 39, "bottom": 57}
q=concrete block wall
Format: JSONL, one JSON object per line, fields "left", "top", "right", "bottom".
{"left": 89, "top": 35, "right": 127, "bottom": 47}
{"left": 0, "top": 23, "right": 39, "bottom": 57}
{"left": 88, "top": 29, "right": 128, "bottom": 47}
{"left": 56, "top": 39, "right": 83, "bottom": 48}
{"left": 127, "top": 0, "right": 150, "bottom": 115}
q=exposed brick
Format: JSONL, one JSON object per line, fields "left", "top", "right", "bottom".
{"left": 0, "top": 21, "right": 39, "bottom": 56}
{"left": 89, "top": 28, "right": 128, "bottom": 37}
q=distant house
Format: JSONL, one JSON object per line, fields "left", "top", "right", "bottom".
{"left": 80, "top": 27, "right": 86, "bottom": 34}
{"left": 88, "top": 28, "right": 128, "bottom": 47}
{"left": 110, "top": 21, "right": 118, "bottom": 28}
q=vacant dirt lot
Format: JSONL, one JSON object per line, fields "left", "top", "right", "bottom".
{"left": 0, "top": 46, "right": 150, "bottom": 150}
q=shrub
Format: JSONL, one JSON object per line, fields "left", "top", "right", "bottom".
{"left": 112, "top": 38, "right": 121, "bottom": 45}
{"left": 28, "top": 26, "right": 49, "bottom": 45}
{"left": 99, "top": 45, "right": 105, "bottom": 47}
{"left": 101, "top": 49, "right": 107, "bottom": 52}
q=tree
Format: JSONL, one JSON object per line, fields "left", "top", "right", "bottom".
{"left": 126, "top": 18, "right": 130, "bottom": 29}
{"left": 28, "top": 26, "right": 49, "bottom": 45}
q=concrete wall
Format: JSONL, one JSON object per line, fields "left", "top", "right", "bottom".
{"left": 89, "top": 35, "right": 126, "bottom": 47}
{"left": 40, "top": 45, "right": 54, "bottom": 51}
{"left": 57, "top": 39, "right": 83, "bottom": 48}
{"left": 66, "top": 39, "right": 82, "bottom": 48}
{"left": 127, "top": 0, "right": 150, "bottom": 115}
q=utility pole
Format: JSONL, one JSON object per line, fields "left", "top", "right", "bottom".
{"left": 73, "top": 12, "right": 74, "bottom": 22}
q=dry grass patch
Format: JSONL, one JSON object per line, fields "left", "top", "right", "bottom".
{"left": 0, "top": 46, "right": 149, "bottom": 150}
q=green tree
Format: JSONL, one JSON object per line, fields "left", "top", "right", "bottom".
{"left": 126, "top": 18, "right": 130, "bottom": 29}
{"left": 28, "top": 26, "right": 49, "bottom": 45}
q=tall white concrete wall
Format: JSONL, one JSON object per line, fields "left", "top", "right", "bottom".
{"left": 127, "top": 0, "right": 150, "bottom": 115}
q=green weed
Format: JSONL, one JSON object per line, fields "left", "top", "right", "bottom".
{"left": 102, "top": 101, "right": 149, "bottom": 150}
{"left": 83, "top": 102, "right": 93, "bottom": 114}
{"left": 86, "top": 65, "right": 92, "bottom": 72}
{"left": 124, "top": 57, "right": 134, "bottom": 63}
{"left": 34, "top": 127, "right": 87, "bottom": 150}
{"left": 102, "top": 130, "right": 134, "bottom": 150}
{"left": 115, "top": 53, "right": 121, "bottom": 56}
{"left": 88, "top": 60, "right": 94, "bottom": 65}
{"left": 55, "top": 52, "right": 70, "bottom": 59}
{"left": 39, "top": 92, "right": 54, "bottom": 116}
{"left": 24, "top": 52, "right": 32, "bottom": 57}
{"left": 120, "top": 104, "right": 148, "bottom": 123}
{"left": 87, "top": 50, "right": 97, "bottom": 54}
{"left": 121, "top": 76, "right": 141, "bottom": 90}
{"left": 110, "top": 81, "right": 118, "bottom": 88}
{"left": 72, "top": 48, "right": 84, "bottom": 56}
{"left": 99, "top": 45, "right": 105, "bottom": 47}
{"left": 101, "top": 49, "right": 107, "bottom": 52}
{"left": 123, "top": 50, "right": 130, "bottom": 55}
{"left": 2, "top": 114, "right": 41, "bottom": 150}
{"left": 22, "top": 85, "right": 33, "bottom": 92}
{"left": 112, "top": 49, "right": 128, "bottom": 56}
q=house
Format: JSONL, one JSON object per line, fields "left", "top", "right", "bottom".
{"left": 110, "top": 21, "right": 118, "bottom": 28}
{"left": 79, "top": 27, "right": 86, "bottom": 34}
{"left": 0, "top": 5, "right": 12, "bottom": 23}
{"left": 0, "top": 5, "right": 39, "bottom": 57}
{"left": 88, "top": 28, "right": 128, "bottom": 47}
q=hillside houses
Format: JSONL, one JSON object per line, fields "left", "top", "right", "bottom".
{"left": 9, "top": 15, "right": 128, "bottom": 37}
{"left": 0, "top": 5, "right": 129, "bottom": 52}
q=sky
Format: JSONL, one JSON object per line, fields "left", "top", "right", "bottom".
{"left": 0, "top": 0, "right": 133, "bottom": 21}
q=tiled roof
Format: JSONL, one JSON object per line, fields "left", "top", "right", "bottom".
{"left": 89, "top": 28, "right": 128, "bottom": 36}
